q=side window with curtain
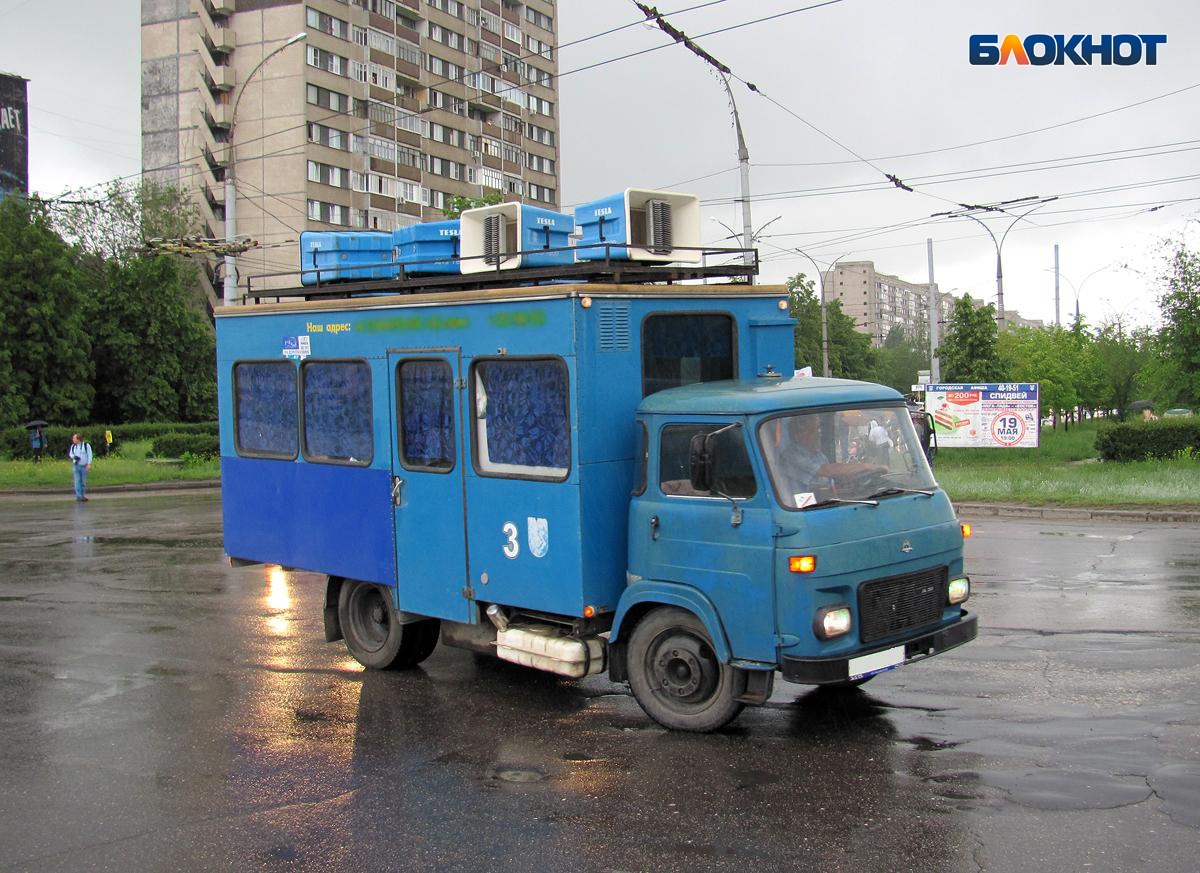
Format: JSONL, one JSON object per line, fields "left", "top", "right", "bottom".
{"left": 234, "top": 361, "right": 298, "bottom": 459}
{"left": 302, "top": 360, "right": 373, "bottom": 465}
{"left": 642, "top": 313, "right": 735, "bottom": 397}
{"left": 473, "top": 358, "right": 569, "bottom": 480}
{"left": 398, "top": 359, "right": 455, "bottom": 471}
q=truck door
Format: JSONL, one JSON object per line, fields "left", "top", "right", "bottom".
{"left": 633, "top": 421, "right": 778, "bottom": 663}
{"left": 386, "top": 350, "right": 471, "bottom": 622}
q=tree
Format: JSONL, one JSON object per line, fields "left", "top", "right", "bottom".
{"left": 874, "top": 325, "right": 930, "bottom": 394}
{"left": 999, "top": 326, "right": 1076, "bottom": 427}
{"left": 1093, "top": 318, "right": 1148, "bottom": 420}
{"left": 0, "top": 196, "right": 94, "bottom": 428}
{"left": 87, "top": 255, "right": 216, "bottom": 423}
{"left": 1154, "top": 238, "right": 1200, "bottom": 406}
{"left": 938, "top": 294, "right": 1003, "bottom": 383}
{"left": 787, "top": 272, "right": 876, "bottom": 379}
{"left": 52, "top": 179, "right": 200, "bottom": 263}
{"left": 442, "top": 191, "right": 503, "bottom": 219}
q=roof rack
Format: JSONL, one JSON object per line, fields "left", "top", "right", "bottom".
{"left": 240, "top": 243, "right": 760, "bottom": 303}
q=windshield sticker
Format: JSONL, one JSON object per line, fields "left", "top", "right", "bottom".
{"left": 793, "top": 492, "right": 817, "bottom": 508}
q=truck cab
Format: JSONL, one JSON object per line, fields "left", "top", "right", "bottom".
{"left": 608, "top": 377, "right": 975, "bottom": 731}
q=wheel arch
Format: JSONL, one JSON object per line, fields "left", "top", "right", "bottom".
{"left": 608, "top": 580, "right": 733, "bottom": 682}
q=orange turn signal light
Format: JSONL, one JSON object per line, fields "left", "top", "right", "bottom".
{"left": 583, "top": 605, "right": 596, "bottom": 618}
{"left": 789, "top": 555, "right": 817, "bottom": 574}
{"left": 961, "top": 523, "right": 972, "bottom": 539}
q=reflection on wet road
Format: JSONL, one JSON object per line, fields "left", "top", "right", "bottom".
{"left": 0, "top": 495, "right": 1196, "bottom": 871}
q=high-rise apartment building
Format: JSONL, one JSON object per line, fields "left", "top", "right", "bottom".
{"left": 823, "top": 261, "right": 952, "bottom": 347}
{"left": 823, "top": 260, "right": 1044, "bottom": 346}
{"left": 142, "top": 0, "right": 560, "bottom": 301}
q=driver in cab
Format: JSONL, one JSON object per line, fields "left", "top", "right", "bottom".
{"left": 773, "top": 415, "right": 889, "bottom": 501}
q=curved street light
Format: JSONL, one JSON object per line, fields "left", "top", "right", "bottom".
{"left": 795, "top": 249, "right": 852, "bottom": 378}
{"left": 1043, "top": 264, "right": 1110, "bottom": 324}
{"left": 223, "top": 31, "right": 308, "bottom": 306}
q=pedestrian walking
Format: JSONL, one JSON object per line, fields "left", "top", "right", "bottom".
{"left": 68, "top": 433, "right": 93, "bottom": 502}
{"left": 30, "top": 426, "right": 45, "bottom": 463}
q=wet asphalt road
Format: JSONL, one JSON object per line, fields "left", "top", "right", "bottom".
{"left": 0, "top": 493, "right": 1197, "bottom": 873}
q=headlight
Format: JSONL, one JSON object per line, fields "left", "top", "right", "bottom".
{"left": 814, "top": 605, "right": 852, "bottom": 640}
{"left": 948, "top": 577, "right": 970, "bottom": 604}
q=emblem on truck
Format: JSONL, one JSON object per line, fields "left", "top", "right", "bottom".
{"left": 900, "top": 540, "right": 913, "bottom": 553}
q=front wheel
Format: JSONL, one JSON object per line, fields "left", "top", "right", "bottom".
{"left": 338, "top": 580, "right": 439, "bottom": 669}
{"left": 627, "top": 607, "right": 744, "bottom": 732}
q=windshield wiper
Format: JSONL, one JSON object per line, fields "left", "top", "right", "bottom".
{"left": 804, "top": 497, "right": 879, "bottom": 510}
{"left": 865, "top": 486, "right": 935, "bottom": 500}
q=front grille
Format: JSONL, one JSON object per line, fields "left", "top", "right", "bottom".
{"left": 858, "top": 566, "right": 947, "bottom": 644}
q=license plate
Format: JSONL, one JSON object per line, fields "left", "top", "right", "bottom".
{"left": 848, "top": 645, "right": 906, "bottom": 680}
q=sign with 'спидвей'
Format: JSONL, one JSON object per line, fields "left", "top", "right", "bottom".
{"left": 925, "top": 383, "right": 1040, "bottom": 448}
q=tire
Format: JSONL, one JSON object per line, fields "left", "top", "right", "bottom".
{"left": 626, "top": 606, "right": 745, "bottom": 732}
{"left": 338, "top": 580, "right": 438, "bottom": 670}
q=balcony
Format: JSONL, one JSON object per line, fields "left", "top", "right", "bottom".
{"left": 207, "top": 0, "right": 235, "bottom": 15}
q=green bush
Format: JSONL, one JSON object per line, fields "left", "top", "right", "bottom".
{"left": 0, "top": 421, "right": 216, "bottom": 460}
{"left": 150, "top": 432, "right": 220, "bottom": 459}
{"left": 1095, "top": 419, "right": 1200, "bottom": 461}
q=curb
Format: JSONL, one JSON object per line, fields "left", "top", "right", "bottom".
{"left": 0, "top": 480, "right": 221, "bottom": 497}
{"left": 955, "top": 502, "right": 1200, "bottom": 525}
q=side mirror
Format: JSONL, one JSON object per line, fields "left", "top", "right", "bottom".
{"left": 688, "top": 432, "right": 713, "bottom": 492}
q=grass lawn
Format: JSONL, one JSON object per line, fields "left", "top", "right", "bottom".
{"left": 933, "top": 419, "right": 1200, "bottom": 507}
{"left": 0, "top": 440, "right": 219, "bottom": 491}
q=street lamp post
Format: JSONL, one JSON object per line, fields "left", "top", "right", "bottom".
{"left": 933, "top": 197, "right": 1057, "bottom": 330}
{"left": 1043, "top": 264, "right": 1109, "bottom": 324}
{"left": 795, "top": 250, "right": 850, "bottom": 378}
{"left": 223, "top": 32, "right": 307, "bottom": 307}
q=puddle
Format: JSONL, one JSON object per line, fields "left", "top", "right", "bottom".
{"left": 489, "top": 766, "right": 548, "bottom": 784}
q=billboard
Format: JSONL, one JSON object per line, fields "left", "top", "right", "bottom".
{"left": 925, "top": 383, "right": 1040, "bottom": 448}
{"left": 0, "top": 73, "right": 29, "bottom": 198}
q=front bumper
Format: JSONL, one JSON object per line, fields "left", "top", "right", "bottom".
{"left": 780, "top": 611, "right": 977, "bottom": 685}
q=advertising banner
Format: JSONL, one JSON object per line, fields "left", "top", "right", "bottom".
{"left": 0, "top": 73, "right": 29, "bottom": 198}
{"left": 925, "top": 383, "right": 1040, "bottom": 448}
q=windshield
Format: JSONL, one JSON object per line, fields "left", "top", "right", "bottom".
{"left": 758, "top": 406, "right": 937, "bottom": 510}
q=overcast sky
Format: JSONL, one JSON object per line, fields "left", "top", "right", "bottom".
{"left": 3, "top": 0, "right": 1198, "bottom": 329}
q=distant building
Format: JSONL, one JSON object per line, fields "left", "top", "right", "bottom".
{"left": 0, "top": 72, "right": 28, "bottom": 199}
{"left": 824, "top": 260, "right": 1043, "bottom": 345}
{"left": 142, "top": 0, "right": 561, "bottom": 300}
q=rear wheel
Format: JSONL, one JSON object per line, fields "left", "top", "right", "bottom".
{"left": 627, "top": 607, "right": 744, "bottom": 732}
{"left": 338, "top": 580, "right": 439, "bottom": 669}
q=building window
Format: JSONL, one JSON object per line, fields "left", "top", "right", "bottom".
{"left": 501, "top": 142, "right": 522, "bottom": 164}
{"left": 503, "top": 21, "right": 521, "bottom": 42}
{"left": 642, "top": 313, "right": 735, "bottom": 397}
{"left": 302, "top": 360, "right": 373, "bottom": 465}
{"left": 234, "top": 361, "right": 298, "bottom": 459}
{"left": 527, "top": 183, "right": 555, "bottom": 204}
{"left": 306, "top": 45, "right": 346, "bottom": 77}
{"left": 396, "top": 39, "right": 421, "bottom": 66}
{"left": 503, "top": 174, "right": 523, "bottom": 195}
{"left": 368, "top": 28, "right": 397, "bottom": 55}
{"left": 398, "top": 359, "right": 456, "bottom": 472}
{"left": 480, "top": 167, "right": 503, "bottom": 190}
{"left": 526, "top": 122, "right": 555, "bottom": 146}
{"left": 472, "top": 358, "right": 570, "bottom": 480}
{"left": 307, "top": 7, "right": 350, "bottom": 40}
{"left": 526, "top": 153, "right": 554, "bottom": 175}
{"left": 307, "top": 123, "right": 347, "bottom": 151}
{"left": 307, "top": 199, "right": 347, "bottom": 225}
{"left": 525, "top": 34, "right": 553, "bottom": 60}
{"left": 307, "top": 160, "right": 348, "bottom": 188}
{"left": 525, "top": 6, "right": 553, "bottom": 31}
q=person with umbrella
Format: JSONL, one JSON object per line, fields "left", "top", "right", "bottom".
{"left": 26, "top": 420, "right": 47, "bottom": 463}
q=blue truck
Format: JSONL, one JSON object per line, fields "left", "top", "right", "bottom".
{"left": 217, "top": 276, "right": 975, "bottom": 731}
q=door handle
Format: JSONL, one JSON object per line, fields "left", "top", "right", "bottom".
{"left": 391, "top": 476, "right": 404, "bottom": 507}
{"left": 649, "top": 515, "right": 659, "bottom": 541}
